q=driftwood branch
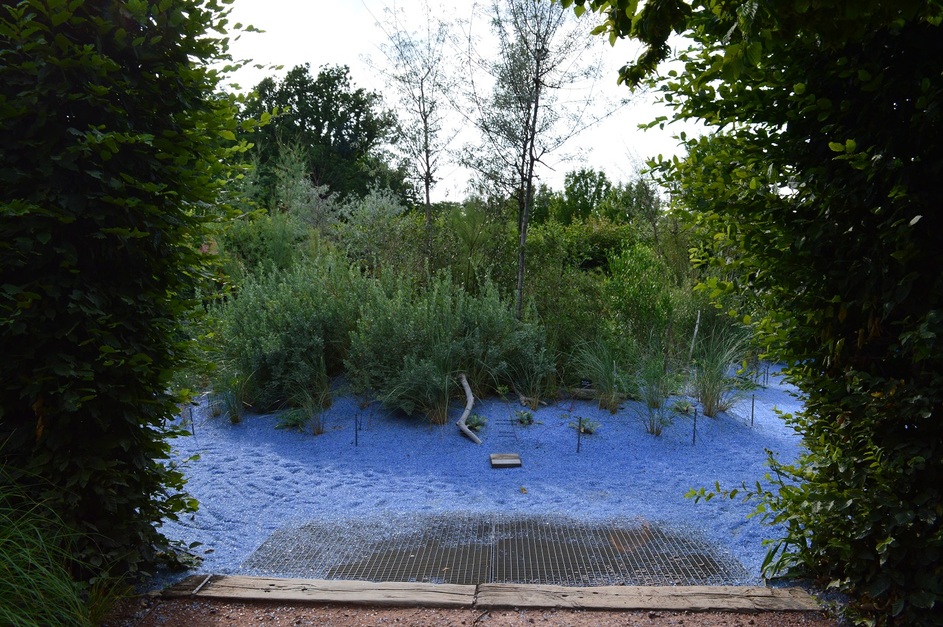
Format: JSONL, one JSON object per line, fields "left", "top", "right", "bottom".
{"left": 456, "top": 373, "right": 481, "bottom": 444}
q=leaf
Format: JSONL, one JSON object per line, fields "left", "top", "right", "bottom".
{"left": 828, "top": 141, "right": 845, "bottom": 153}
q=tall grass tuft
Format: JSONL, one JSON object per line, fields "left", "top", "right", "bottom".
{"left": 575, "top": 338, "right": 631, "bottom": 413}
{"left": 691, "top": 327, "right": 750, "bottom": 417}
{"left": 0, "top": 476, "right": 127, "bottom": 627}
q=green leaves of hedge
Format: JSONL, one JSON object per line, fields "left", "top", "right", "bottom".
{"left": 572, "top": 0, "right": 943, "bottom": 622}
{"left": 1, "top": 0, "right": 248, "bottom": 578}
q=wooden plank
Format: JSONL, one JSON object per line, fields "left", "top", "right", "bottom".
{"left": 475, "top": 584, "right": 822, "bottom": 613}
{"left": 165, "top": 575, "right": 477, "bottom": 608}
{"left": 490, "top": 453, "right": 522, "bottom": 468}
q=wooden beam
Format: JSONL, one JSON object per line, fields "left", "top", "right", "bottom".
{"left": 164, "top": 576, "right": 821, "bottom": 613}
{"left": 165, "top": 575, "right": 477, "bottom": 608}
{"left": 475, "top": 583, "right": 822, "bottom": 612}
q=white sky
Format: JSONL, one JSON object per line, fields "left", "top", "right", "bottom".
{"left": 220, "top": 0, "right": 697, "bottom": 201}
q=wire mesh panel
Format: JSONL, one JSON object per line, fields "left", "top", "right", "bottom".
{"left": 241, "top": 514, "right": 749, "bottom": 586}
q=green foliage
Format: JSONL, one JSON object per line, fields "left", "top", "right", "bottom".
{"left": 690, "top": 327, "right": 749, "bottom": 418}
{"left": 0, "top": 0, "right": 245, "bottom": 577}
{"left": 524, "top": 219, "right": 615, "bottom": 373}
{"left": 569, "top": 416, "right": 600, "bottom": 435}
{"left": 217, "top": 211, "right": 308, "bottom": 281}
{"left": 576, "top": 0, "right": 943, "bottom": 622}
{"left": 634, "top": 338, "right": 682, "bottom": 436}
{"left": 0, "top": 476, "right": 127, "bottom": 627}
{"left": 554, "top": 168, "right": 612, "bottom": 224}
{"left": 275, "top": 408, "right": 310, "bottom": 432}
{"left": 465, "top": 413, "right": 488, "bottom": 432}
{"left": 241, "top": 64, "right": 406, "bottom": 201}
{"left": 334, "top": 185, "right": 427, "bottom": 277}
{"left": 574, "top": 338, "right": 632, "bottom": 413}
{"left": 212, "top": 252, "right": 363, "bottom": 411}
{"left": 346, "top": 274, "right": 549, "bottom": 424}
{"left": 515, "top": 409, "right": 534, "bottom": 426}
{"left": 607, "top": 243, "right": 674, "bottom": 337}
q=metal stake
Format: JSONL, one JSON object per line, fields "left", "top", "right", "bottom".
{"left": 692, "top": 408, "right": 697, "bottom": 446}
{"left": 577, "top": 416, "right": 583, "bottom": 453}
{"left": 751, "top": 394, "right": 755, "bottom": 428}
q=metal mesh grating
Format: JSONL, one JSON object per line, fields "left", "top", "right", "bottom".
{"left": 241, "top": 514, "right": 748, "bottom": 586}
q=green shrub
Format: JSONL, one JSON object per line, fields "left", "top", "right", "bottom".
{"left": 347, "top": 274, "right": 550, "bottom": 423}
{"left": 216, "top": 211, "right": 308, "bottom": 281}
{"left": 465, "top": 413, "right": 488, "bottom": 432}
{"left": 0, "top": 0, "right": 240, "bottom": 577}
{"left": 333, "top": 186, "right": 427, "bottom": 277}
{"left": 212, "top": 252, "right": 363, "bottom": 410}
{"left": 570, "top": 417, "right": 600, "bottom": 434}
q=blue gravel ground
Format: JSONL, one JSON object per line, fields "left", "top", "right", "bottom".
{"left": 155, "top": 366, "right": 805, "bottom": 589}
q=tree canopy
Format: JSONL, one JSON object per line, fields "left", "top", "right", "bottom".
{"left": 241, "top": 64, "right": 408, "bottom": 203}
{"left": 565, "top": 0, "right": 943, "bottom": 623}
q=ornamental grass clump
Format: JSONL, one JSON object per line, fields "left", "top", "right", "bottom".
{"left": 691, "top": 328, "right": 749, "bottom": 418}
{"left": 575, "top": 338, "right": 632, "bottom": 413}
{"left": 0, "top": 478, "right": 127, "bottom": 627}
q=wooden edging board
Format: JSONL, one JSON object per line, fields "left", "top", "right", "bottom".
{"left": 475, "top": 583, "right": 823, "bottom": 612}
{"left": 164, "top": 576, "right": 822, "bottom": 613}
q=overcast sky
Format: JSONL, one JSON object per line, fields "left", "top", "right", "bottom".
{"left": 220, "top": 0, "right": 696, "bottom": 201}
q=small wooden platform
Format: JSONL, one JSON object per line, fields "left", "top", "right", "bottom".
{"left": 164, "top": 576, "right": 821, "bottom": 613}
{"left": 490, "top": 453, "right": 522, "bottom": 468}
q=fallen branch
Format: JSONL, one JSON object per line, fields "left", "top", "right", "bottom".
{"left": 512, "top": 384, "right": 546, "bottom": 410}
{"left": 456, "top": 373, "right": 481, "bottom": 444}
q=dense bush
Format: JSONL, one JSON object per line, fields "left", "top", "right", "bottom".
{"left": 217, "top": 211, "right": 308, "bottom": 281}
{"left": 346, "top": 274, "right": 550, "bottom": 423}
{"left": 0, "top": 0, "right": 243, "bottom": 577}
{"left": 212, "top": 252, "right": 364, "bottom": 411}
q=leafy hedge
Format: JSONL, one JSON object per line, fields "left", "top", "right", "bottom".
{"left": 0, "top": 0, "right": 245, "bottom": 577}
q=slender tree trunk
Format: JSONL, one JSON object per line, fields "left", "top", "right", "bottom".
{"left": 514, "top": 70, "right": 543, "bottom": 320}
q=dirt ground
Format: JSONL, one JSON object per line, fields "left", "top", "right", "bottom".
{"left": 104, "top": 596, "right": 841, "bottom": 627}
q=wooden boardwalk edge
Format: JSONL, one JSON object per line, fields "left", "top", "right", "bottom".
{"left": 164, "top": 576, "right": 822, "bottom": 613}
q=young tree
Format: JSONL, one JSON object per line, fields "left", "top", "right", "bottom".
{"left": 463, "top": 0, "right": 610, "bottom": 318}
{"left": 372, "top": 1, "right": 458, "bottom": 225}
{"left": 568, "top": 0, "right": 943, "bottom": 623}
{"left": 0, "top": 0, "right": 248, "bottom": 577}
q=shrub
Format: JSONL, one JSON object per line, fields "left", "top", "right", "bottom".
{"left": 570, "top": 417, "right": 600, "bottom": 434}
{"left": 465, "top": 413, "right": 488, "bottom": 432}
{"left": 212, "top": 252, "right": 363, "bottom": 410}
{"left": 216, "top": 211, "right": 308, "bottom": 281}
{"left": 333, "top": 186, "right": 427, "bottom": 277}
{"left": 0, "top": 0, "right": 241, "bottom": 577}
{"left": 347, "top": 274, "right": 550, "bottom": 423}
